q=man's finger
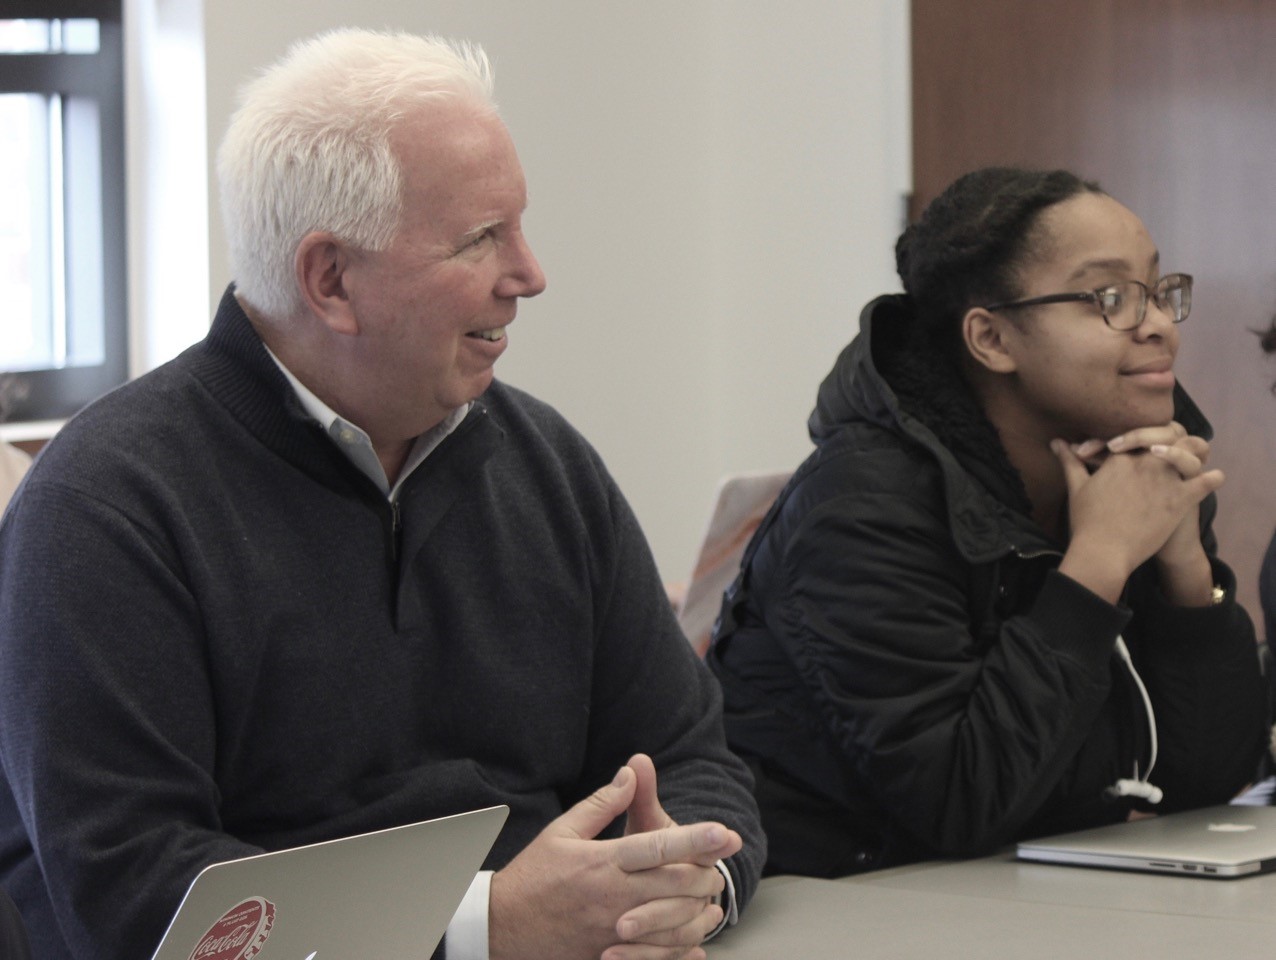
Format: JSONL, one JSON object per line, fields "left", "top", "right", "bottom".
{"left": 613, "top": 823, "right": 740, "bottom": 873}
{"left": 625, "top": 753, "right": 673, "bottom": 836}
{"left": 602, "top": 945, "right": 706, "bottom": 960}
{"left": 619, "top": 863, "right": 726, "bottom": 909}
{"left": 616, "top": 896, "right": 721, "bottom": 944}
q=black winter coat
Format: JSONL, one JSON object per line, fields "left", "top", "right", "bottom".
{"left": 708, "top": 295, "right": 1269, "bottom": 878}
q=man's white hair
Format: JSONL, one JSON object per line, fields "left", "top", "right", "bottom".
{"left": 217, "top": 28, "right": 497, "bottom": 321}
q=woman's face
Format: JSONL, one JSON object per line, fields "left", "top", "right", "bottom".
{"left": 992, "top": 191, "right": 1181, "bottom": 443}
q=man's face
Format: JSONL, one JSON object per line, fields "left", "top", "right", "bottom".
{"left": 340, "top": 102, "right": 545, "bottom": 435}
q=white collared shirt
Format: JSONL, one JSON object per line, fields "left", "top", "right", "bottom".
{"left": 265, "top": 346, "right": 469, "bottom": 498}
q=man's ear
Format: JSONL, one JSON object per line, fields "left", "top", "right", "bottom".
{"left": 295, "top": 232, "right": 360, "bottom": 336}
{"left": 962, "top": 307, "right": 1018, "bottom": 374}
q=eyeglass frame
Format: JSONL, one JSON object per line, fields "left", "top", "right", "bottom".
{"left": 983, "top": 272, "right": 1193, "bottom": 331}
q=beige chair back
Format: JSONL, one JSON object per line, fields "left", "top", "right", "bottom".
{"left": 676, "top": 471, "right": 791, "bottom": 657}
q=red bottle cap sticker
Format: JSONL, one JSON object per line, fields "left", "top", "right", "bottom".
{"left": 187, "top": 897, "right": 276, "bottom": 960}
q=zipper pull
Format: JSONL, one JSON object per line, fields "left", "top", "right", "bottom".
{"left": 389, "top": 498, "right": 402, "bottom": 561}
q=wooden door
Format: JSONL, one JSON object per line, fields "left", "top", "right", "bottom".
{"left": 912, "top": 0, "right": 1276, "bottom": 625}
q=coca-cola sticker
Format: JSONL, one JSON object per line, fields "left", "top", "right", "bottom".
{"left": 187, "top": 897, "right": 276, "bottom": 960}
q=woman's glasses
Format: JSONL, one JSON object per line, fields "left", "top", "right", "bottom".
{"left": 985, "top": 273, "right": 1193, "bottom": 331}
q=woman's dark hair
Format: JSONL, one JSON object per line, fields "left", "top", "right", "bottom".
{"left": 881, "top": 168, "right": 1104, "bottom": 516}
{"left": 895, "top": 167, "right": 1105, "bottom": 360}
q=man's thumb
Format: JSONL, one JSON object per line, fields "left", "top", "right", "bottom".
{"left": 552, "top": 764, "right": 637, "bottom": 841}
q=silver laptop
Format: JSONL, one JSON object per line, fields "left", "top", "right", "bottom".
{"left": 1016, "top": 804, "right": 1276, "bottom": 878}
{"left": 151, "top": 805, "right": 507, "bottom": 960}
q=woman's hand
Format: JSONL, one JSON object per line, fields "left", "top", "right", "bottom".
{"left": 1054, "top": 422, "right": 1222, "bottom": 605}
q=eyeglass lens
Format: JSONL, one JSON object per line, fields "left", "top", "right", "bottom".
{"left": 1104, "top": 276, "right": 1190, "bottom": 329}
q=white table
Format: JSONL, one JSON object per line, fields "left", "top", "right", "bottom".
{"left": 711, "top": 851, "right": 1276, "bottom": 958}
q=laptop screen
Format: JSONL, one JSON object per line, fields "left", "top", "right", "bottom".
{"left": 151, "top": 805, "right": 508, "bottom": 960}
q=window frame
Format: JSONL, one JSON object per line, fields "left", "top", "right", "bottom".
{"left": 0, "top": 0, "right": 126, "bottom": 423}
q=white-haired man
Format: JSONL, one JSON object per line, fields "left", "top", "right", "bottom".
{"left": 0, "top": 29, "right": 763, "bottom": 960}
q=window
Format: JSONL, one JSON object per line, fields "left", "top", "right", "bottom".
{"left": 0, "top": 1, "right": 125, "bottom": 423}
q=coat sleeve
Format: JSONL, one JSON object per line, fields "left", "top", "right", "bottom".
{"left": 575, "top": 468, "right": 765, "bottom": 913}
{"left": 763, "top": 476, "right": 1132, "bottom": 857}
{"left": 0, "top": 478, "right": 263, "bottom": 960}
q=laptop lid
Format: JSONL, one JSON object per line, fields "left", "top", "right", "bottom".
{"left": 151, "top": 805, "right": 508, "bottom": 960}
{"left": 1016, "top": 804, "right": 1276, "bottom": 878}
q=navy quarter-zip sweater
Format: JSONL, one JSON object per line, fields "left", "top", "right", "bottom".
{"left": 0, "top": 287, "right": 763, "bottom": 960}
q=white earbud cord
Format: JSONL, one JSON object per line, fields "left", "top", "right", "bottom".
{"left": 1109, "top": 635, "right": 1163, "bottom": 804}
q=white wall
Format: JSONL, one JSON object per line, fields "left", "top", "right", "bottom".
{"left": 125, "top": 0, "right": 209, "bottom": 377}
{"left": 203, "top": 1, "right": 910, "bottom": 582}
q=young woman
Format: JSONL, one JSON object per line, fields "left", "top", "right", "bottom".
{"left": 708, "top": 167, "right": 1269, "bottom": 877}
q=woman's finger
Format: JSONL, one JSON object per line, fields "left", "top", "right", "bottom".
{"left": 1148, "top": 443, "right": 1203, "bottom": 479}
{"left": 1108, "top": 422, "right": 1184, "bottom": 453}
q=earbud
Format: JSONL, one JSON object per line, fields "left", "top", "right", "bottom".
{"left": 1105, "top": 635, "right": 1163, "bottom": 806}
{"left": 1105, "top": 778, "right": 1163, "bottom": 805}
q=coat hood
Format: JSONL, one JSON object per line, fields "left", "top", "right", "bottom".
{"left": 808, "top": 294, "right": 911, "bottom": 444}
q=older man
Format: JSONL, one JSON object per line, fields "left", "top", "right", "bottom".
{"left": 0, "top": 29, "right": 762, "bottom": 960}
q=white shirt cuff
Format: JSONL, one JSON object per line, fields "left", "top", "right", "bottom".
{"left": 444, "top": 870, "right": 492, "bottom": 960}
